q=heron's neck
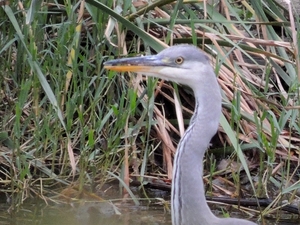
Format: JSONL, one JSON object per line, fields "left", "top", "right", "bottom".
{"left": 171, "top": 84, "right": 222, "bottom": 225}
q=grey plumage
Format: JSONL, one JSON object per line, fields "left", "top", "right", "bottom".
{"left": 104, "top": 45, "right": 257, "bottom": 225}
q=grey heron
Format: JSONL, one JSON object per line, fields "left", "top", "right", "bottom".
{"left": 104, "top": 45, "right": 257, "bottom": 225}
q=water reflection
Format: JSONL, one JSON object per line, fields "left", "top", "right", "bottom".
{"left": 0, "top": 200, "right": 170, "bottom": 225}
{"left": 0, "top": 196, "right": 299, "bottom": 225}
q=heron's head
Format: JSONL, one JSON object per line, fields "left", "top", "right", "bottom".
{"left": 104, "top": 45, "right": 216, "bottom": 89}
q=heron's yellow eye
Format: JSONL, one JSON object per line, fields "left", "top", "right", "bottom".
{"left": 175, "top": 57, "right": 184, "bottom": 64}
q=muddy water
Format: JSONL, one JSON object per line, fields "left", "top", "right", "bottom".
{"left": 0, "top": 184, "right": 298, "bottom": 225}
{"left": 1, "top": 199, "right": 170, "bottom": 225}
{"left": 0, "top": 199, "right": 299, "bottom": 225}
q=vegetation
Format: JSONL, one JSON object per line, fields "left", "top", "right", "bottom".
{"left": 0, "top": 0, "right": 299, "bottom": 221}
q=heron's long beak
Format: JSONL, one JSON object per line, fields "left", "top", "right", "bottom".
{"left": 104, "top": 55, "right": 169, "bottom": 73}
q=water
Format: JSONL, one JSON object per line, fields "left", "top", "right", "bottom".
{"left": 0, "top": 199, "right": 170, "bottom": 225}
{"left": 1, "top": 198, "right": 299, "bottom": 225}
{"left": 0, "top": 187, "right": 299, "bottom": 225}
